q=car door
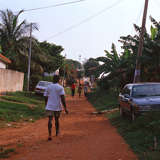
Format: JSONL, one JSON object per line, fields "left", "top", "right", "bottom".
{"left": 119, "top": 86, "right": 131, "bottom": 112}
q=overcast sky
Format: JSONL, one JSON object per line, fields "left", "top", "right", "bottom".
{"left": 1, "top": 0, "right": 160, "bottom": 61}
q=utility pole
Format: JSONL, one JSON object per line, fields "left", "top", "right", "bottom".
{"left": 133, "top": 0, "right": 149, "bottom": 83}
{"left": 63, "top": 53, "right": 66, "bottom": 87}
{"left": 27, "top": 23, "right": 32, "bottom": 91}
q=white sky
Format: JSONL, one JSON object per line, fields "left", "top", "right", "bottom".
{"left": 1, "top": 0, "right": 160, "bottom": 61}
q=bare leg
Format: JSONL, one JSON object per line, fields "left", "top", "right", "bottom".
{"left": 54, "top": 111, "right": 61, "bottom": 136}
{"left": 48, "top": 116, "right": 53, "bottom": 140}
{"left": 55, "top": 117, "right": 59, "bottom": 136}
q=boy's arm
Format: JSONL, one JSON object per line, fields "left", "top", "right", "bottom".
{"left": 60, "top": 95, "right": 68, "bottom": 114}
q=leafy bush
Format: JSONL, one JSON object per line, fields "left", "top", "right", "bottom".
{"left": 87, "top": 88, "right": 118, "bottom": 111}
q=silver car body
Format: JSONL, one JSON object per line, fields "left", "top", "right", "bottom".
{"left": 35, "top": 81, "right": 52, "bottom": 95}
{"left": 119, "top": 83, "right": 160, "bottom": 116}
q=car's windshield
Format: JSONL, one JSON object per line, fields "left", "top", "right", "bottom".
{"left": 132, "top": 84, "right": 160, "bottom": 98}
{"left": 38, "top": 81, "right": 51, "bottom": 87}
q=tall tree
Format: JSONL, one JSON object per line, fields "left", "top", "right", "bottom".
{"left": 38, "top": 41, "right": 64, "bottom": 73}
{"left": 83, "top": 58, "right": 99, "bottom": 78}
{"left": 0, "top": 9, "right": 36, "bottom": 72}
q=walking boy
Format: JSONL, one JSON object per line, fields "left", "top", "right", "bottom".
{"left": 44, "top": 75, "right": 68, "bottom": 141}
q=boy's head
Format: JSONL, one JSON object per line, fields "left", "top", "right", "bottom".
{"left": 53, "top": 75, "right": 60, "bottom": 83}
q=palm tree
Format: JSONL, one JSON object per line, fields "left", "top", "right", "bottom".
{"left": 0, "top": 9, "right": 39, "bottom": 72}
{"left": 0, "top": 10, "right": 29, "bottom": 55}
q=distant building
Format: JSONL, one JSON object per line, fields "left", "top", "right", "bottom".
{"left": 0, "top": 53, "right": 11, "bottom": 69}
{"left": 0, "top": 53, "right": 24, "bottom": 94}
{"left": 44, "top": 68, "right": 59, "bottom": 77}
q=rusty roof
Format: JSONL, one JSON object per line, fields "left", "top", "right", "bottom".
{"left": 0, "top": 54, "right": 11, "bottom": 64}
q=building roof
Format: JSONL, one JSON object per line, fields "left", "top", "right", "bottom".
{"left": 0, "top": 54, "right": 11, "bottom": 64}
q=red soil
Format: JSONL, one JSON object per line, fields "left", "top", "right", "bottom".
{"left": 0, "top": 95, "right": 137, "bottom": 160}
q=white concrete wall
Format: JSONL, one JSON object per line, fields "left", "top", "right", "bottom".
{"left": 0, "top": 69, "right": 24, "bottom": 94}
{"left": 0, "top": 61, "right": 6, "bottom": 69}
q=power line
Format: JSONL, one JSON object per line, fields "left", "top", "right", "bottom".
{"left": 23, "top": 0, "right": 86, "bottom": 12}
{"left": 46, "top": 0, "right": 126, "bottom": 40}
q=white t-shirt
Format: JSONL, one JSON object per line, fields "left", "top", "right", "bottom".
{"left": 44, "top": 83, "right": 65, "bottom": 111}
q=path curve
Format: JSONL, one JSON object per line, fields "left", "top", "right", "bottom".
{"left": 0, "top": 95, "right": 137, "bottom": 160}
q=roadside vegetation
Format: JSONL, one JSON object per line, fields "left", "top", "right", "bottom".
{"left": 88, "top": 89, "right": 160, "bottom": 160}
{"left": 0, "top": 92, "right": 45, "bottom": 124}
{"left": 0, "top": 148, "right": 15, "bottom": 159}
{"left": 87, "top": 88, "right": 118, "bottom": 111}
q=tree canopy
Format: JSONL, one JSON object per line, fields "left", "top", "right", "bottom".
{"left": 83, "top": 58, "right": 99, "bottom": 78}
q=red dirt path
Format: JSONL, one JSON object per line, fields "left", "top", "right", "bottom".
{"left": 0, "top": 95, "right": 137, "bottom": 160}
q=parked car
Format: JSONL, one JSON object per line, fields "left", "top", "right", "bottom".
{"left": 119, "top": 83, "right": 160, "bottom": 121}
{"left": 35, "top": 81, "right": 52, "bottom": 95}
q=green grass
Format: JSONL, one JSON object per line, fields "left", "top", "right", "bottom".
{"left": 5, "top": 91, "right": 43, "bottom": 101}
{"left": 87, "top": 88, "right": 119, "bottom": 111}
{"left": 88, "top": 88, "right": 160, "bottom": 160}
{"left": 0, "top": 92, "right": 45, "bottom": 123}
{"left": 0, "top": 101, "right": 45, "bottom": 122}
{"left": 108, "top": 111, "right": 160, "bottom": 160}
{"left": 64, "top": 87, "right": 72, "bottom": 95}
{"left": 0, "top": 147, "right": 15, "bottom": 159}
{"left": 1, "top": 95, "right": 42, "bottom": 105}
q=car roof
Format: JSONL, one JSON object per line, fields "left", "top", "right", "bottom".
{"left": 37, "top": 81, "right": 52, "bottom": 85}
{"left": 125, "top": 82, "right": 160, "bottom": 88}
{"left": 38, "top": 81, "right": 52, "bottom": 83}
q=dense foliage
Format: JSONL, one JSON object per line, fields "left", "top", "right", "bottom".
{"left": 59, "top": 59, "right": 83, "bottom": 85}
{"left": 83, "top": 58, "right": 100, "bottom": 78}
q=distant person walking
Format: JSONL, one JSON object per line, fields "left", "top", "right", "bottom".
{"left": 71, "top": 82, "right": 76, "bottom": 97}
{"left": 84, "top": 83, "right": 88, "bottom": 97}
{"left": 78, "top": 83, "right": 82, "bottom": 97}
{"left": 44, "top": 75, "right": 68, "bottom": 141}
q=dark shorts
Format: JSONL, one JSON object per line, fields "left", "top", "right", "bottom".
{"left": 46, "top": 110, "right": 61, "bottom": 117}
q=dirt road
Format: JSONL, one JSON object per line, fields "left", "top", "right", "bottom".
{"left": 0, "top": 95, "right": 137, "bottom": 160}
